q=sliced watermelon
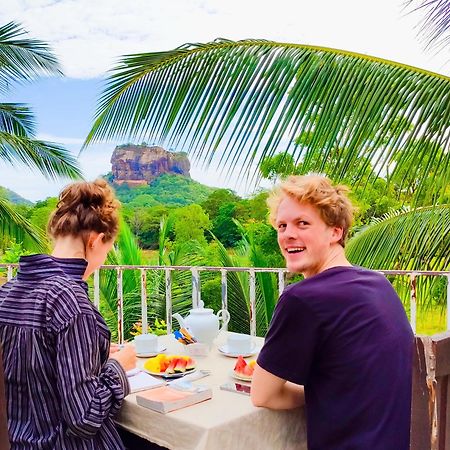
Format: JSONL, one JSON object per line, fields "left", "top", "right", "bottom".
{"left": 165, "top": 358, "right": 177, "bottom": 374}
{"left": 185, "top": 357, "right": 196, "bottom": 371}
{"left": 243, "top": 364, "right": 254, "bottom": 377}
{"left": 174, "top": 358, "right": 187, "bottom": 373}
{"left": 234, "top": 355, "right": 247, "bottom": 373}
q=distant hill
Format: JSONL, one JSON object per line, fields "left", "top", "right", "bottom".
{"left": 0, "top": 186, "right": 33, "bottom": 205}
{"left": 113, "top": 173, "right": 215, "bottom": 207}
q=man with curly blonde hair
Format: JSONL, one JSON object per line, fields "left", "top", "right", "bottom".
{"left": 252, "top": 175, "right": 413, "bottom": 450}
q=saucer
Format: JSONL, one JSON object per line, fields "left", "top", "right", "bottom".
{"left": 218, "top": 343, "right": 258, "bottom": 358}
{"left": 136, "top": 345, "right": 167, "bottom": 358}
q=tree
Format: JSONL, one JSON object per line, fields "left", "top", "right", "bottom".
{"left": 83, "top": 36, "right": 450, "bottom": 312}
{"left": 0, "top": 22, "right": 82, "bottom": 247}
{"left": 85, "top": 39, "right": 449, "bottom": 207}
{"left": 201, "top": 189, "right": 240, "bottom": 221}
{"left": 211, "top": 202, "right": 241, "bottom": 247}
{"left": 171, "top": 204, "right": 210, "bottom": 246}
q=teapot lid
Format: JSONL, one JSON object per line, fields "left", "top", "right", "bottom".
{"left": 190, "top": 300, "right": 214, "bottom": 315}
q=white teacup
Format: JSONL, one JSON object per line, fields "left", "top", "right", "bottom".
{"left": 226, "top": 332, "right": 253, "bottom": 354}
{"left": 134, "top": 333, "right": 158, "bottom": 354}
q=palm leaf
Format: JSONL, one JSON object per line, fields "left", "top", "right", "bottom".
{"left": 0, "top": 103, "right": 35, "bottom": 136}
{"left": 347, "top": 205, "right": 450, "bottom": 271}
{"left": 347, "top": 205, "right": 450, "bottom": 309}
{"left": 0, "top": 21, "right": 62, "bottom": 92}
{"left": 212, "top": 235, "right": 251, "bottom": 334}
{"left": 85, "top": 39, "right": 450, "bottom": 204}
{"left": 234, "top": 220, "right": 277, "bottom": 336}
{"left": 404, "top": 0, "right": 450, "bottom": 50}
{"left": 0, "top": 132, "right": 82, "bottom": 180}
{"left": 0, "top": 197, "right": 47, "bottom": 250}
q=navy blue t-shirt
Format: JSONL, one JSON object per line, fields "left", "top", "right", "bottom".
{"left": 257, "top": 266, "right": 413, "bottom": 450}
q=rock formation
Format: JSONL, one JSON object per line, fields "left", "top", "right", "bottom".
{"left": 110, "top": 144, "right": 190, "bottom": 186}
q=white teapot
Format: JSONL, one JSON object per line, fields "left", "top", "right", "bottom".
{"left": 172, "top": 301, "right": 230, "bottom": 347}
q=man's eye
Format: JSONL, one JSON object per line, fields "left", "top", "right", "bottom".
{"left": 298, "top": 221, "right": 308, "bottom": 226}
{"left": 278, "top": 224, "right": 286, "bottom": 230}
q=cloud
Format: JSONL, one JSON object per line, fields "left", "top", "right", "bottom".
{"left": 1, "top": 0, "right": 448, "bottom": 79}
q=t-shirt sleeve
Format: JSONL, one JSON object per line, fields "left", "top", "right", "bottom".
{"left": 55, "top": 312, "right": 129, "bottom": 439}
{"left": 257, "top": 290, "right": 319, "bottom": 386}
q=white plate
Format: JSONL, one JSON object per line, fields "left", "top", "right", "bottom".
{"left": 143, "top": 367, "right": 196, "bottom": 379}
{"left": 218, "top": 343, "right": 259, "bottom": 358}
{"left": 136, "top": 346, "right": 167, "bottom": 358}
{"left": 230, "top": 370, "right": 252, "bottom": 382}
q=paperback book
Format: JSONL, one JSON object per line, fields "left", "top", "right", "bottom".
{"left": 127, "top": 370, "right": 166, "bottom": 393}
{"left": 135, "top": 385, "right": 212, "bottom": 413}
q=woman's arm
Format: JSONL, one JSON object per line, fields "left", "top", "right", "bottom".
{"left": 56, "top": 313, "right": 130, "bottom": 439}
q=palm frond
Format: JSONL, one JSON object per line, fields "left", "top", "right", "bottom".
{"left": 0, "top": 132, "right": 83, "bottom": 180}
{"left": 347, "top": 204, "right": 450, "bottom": 311}
{"left": 0, "top": 21, "right": 62, "bottom": 93}
{"left": 0, "top": 197, "right": 48, "bottom": 251}
{"left": 347, "top": 205, "right": 450, "bottom": 271}
{"left": 0, "top": 103, "right": 35, "bottom": 136}
{"left": 85, "top": 39, "right": 450, "bottom": 204}
{"left": 404, "top": 0, "right": 450, "bottom": 50}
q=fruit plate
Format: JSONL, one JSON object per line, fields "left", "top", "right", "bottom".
{"left": 230, "top": 370, "right": 252, "bottom": 382}
{"left": 143, "top": 367, "right": 196, "bottom": 379}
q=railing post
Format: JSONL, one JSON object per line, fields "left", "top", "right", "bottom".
{"left": 93, "top": 269, "right": 100, "bottom": 309}
{"left": 165, "top": 269, "right": 172, "bottom": 335}
{"left": 6, "top": 266, "right": 12, "bottom": 282}
{"left": 221, "top": 269, "right": 228, "bottom": 331}
{"left": 191, "top": 268, "right": 200, "bottom": 308}
{"left": 249, "top": 269, "right": 256, "bottom": 336}
{"left": 278, "top": 270, "right": 285, "bottom": 298}
{"left": 116, "top": 268, "right": 124, "bottom": 345}
{"left": 410, "top": 273, "right": 417, "bottom": 334}
{"left": 140, "top": 269, "right": 148, "bottom": 334}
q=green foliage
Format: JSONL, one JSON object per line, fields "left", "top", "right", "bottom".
{"left": 0, "top": 239, "right": 32, "bottom": 263}
{"left": 114, "top": 174, "right": 214, "bottom": 207}
{"left": 29, "top": 197, "right": 57, "bottom": 232}
{"left": 211, "top": 203, "right": 241, "bottom": 247}
{"left": 171, "top": 204, "right": 210, "bottom": 246}
{"left": 201, "top": 189, "right": 240, "bottom": 220}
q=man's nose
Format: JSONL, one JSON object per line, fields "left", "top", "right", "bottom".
{"left": 284, "top": 224, "right": 296, "bottom": 238}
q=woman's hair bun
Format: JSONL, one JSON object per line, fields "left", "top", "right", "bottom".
{"left": 47, "top": 179, "right": 120, "bottom": 242}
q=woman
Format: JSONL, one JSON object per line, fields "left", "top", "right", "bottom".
{"left": 0, "top": 179, "right": 136, "bottom": 449}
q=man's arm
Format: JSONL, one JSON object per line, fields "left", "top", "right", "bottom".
{"left": 251, "top": 362, "right": 305, "bottom": 410}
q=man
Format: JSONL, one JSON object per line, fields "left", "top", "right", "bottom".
{"left": 251, "top": 175, "right": 413, "bottom": 449}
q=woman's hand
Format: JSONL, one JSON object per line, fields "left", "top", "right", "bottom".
{"left": 109, "top": 344, "right": 136, "bottom": 372}
{"left": 109, "top": 343, "right": 122, "bottom": 356}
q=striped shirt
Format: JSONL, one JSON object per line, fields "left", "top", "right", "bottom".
{"left": 0, "top": 254, "right": 130, "bottom": 449}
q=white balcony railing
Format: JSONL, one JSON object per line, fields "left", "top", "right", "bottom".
{"left": 1, "top": 264, "right": 449, "bottom": 343}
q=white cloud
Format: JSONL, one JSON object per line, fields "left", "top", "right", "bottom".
{"left": 1, "top": 0, "right": 448, "bottom": 78}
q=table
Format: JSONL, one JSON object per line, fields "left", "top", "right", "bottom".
{"left": 116, "top": 333, "right": 307, "bottom": 450}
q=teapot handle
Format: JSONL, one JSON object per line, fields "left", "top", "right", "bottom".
{"left": 217, "top": 309, "right": 230, "bottom": 332}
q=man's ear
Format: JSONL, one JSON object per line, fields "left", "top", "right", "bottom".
{"left": 330, "top": 227, "right": 343, "bottom": 244}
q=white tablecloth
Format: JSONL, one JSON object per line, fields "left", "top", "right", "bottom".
{"left": 116, "top": 333, "right": 307, "bottom": 450}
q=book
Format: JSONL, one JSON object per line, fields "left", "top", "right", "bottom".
{"left": 135, "top": 385, "right": 212, "bottom": 413}
{"left": 127, "top": 370, "right": 166, "bottom": 393}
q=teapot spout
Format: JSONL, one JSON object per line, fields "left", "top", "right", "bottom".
{"left": 172, "top": 313, "right": 187, "bottom": 330}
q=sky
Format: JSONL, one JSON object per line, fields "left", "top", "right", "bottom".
{"left": 1, "top": 0, "right": 449, "bottom": 202}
